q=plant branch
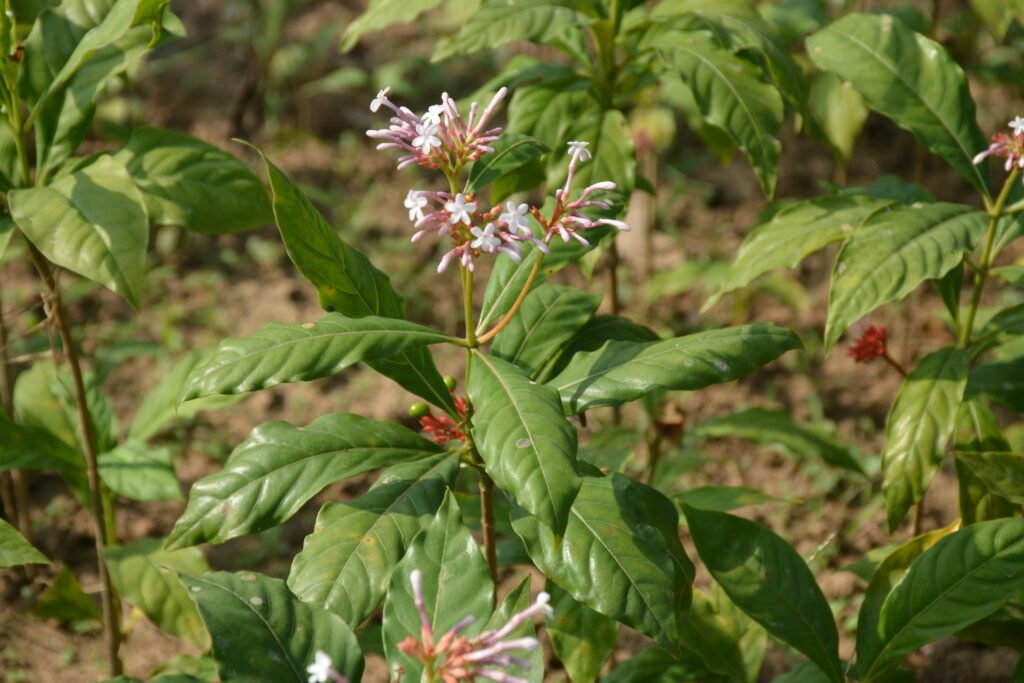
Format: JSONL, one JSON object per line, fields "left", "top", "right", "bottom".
{"left": 478, "top": 471, "right": 499, "bottom": 599}
{"left": 27, "top": 244, "right": 122, "bottom": 675}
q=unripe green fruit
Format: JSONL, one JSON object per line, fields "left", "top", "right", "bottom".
{"left": 408, "top": 402, "right": 430, "bottom": 418}
{"left": 443, "top": 375, "right": 457, "bottom": 391}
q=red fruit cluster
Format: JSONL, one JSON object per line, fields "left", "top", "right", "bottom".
{"left": 848, "top": 325, "right": 888, "bottom": 363}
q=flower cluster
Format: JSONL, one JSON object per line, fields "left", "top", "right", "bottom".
{"left": 420, "top": 395, "right": 469, "bottom": 446}
{"left": 367, "top": 89, "right": 628, "bottom": 274}
{"left": 397, "top": 569, "right": 552, "bottom": 683}
{"left": 848, "top": 325, "right": 888, "bottom": 363}
{"left": 973, "top": 116, "right": 1024, "bottom": 171}
{"left": 306, "top": 651, "right": 348, "bottom": 683}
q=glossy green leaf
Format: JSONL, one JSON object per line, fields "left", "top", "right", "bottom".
{"left": 825, "top": 203, "right": 986, "bottom": 351}
{"left": 858, "top": 519, "right": 1024, "bottom": 681}
{"left": 677, "top": 585, "right": 766, "bottom": 683}
{"left": 978, "top": 303, "right": 1024, "bottom": 342}
{"left": 535, "top": 314, "right": 659, "bottom": 383}
{"left": 0, "top": 411, "right": 88, "bottom": 502}
{"left": 465, "top": 132, "right": 550, "bottom": 195}
{"left": 434, "top": 0, "right": 592, "bottom": 61}
{"left": 682, "top": 505, "right": 843, "bottom": 683}
{"left": 809, "top": 71, "right": 869, "bottom": 162}
{"left": 881, "top": 347, "right": 969, "bottom": 531}
{"left": 547, "top": 583, "right": 617, "bottom": 683}
{"left": 512, "top": 474, "right": 687, "bottom": 652}
{"left": 166, "top": 413, "right": 442, "bottom": 549}
{"left": 706, "top": 195, "right": 892, "bottom": 311}
{"left": 9, "top": 155, "right": 148, "bottom": 308}
{"left": 807, "top": 13, "right": 990, "bottom": 197}
{"left": 339, "top": 0, "right": 442, "bottom": 51}
{"left": 105, "top": 538, "right": 209, "bottom": 648}
{"left": 967, "top": 356, "right": 1024, "bottom": 412}
{"left": 182, "top": 314, "right": 457, "bottom": 400}
{"left": 288, "top": 452, "right": 459, "bottom": 626}
{"left": 99, "top": 440, "right": 181, "bottom": 501}
{"left": 693, "top": 408, "right": 863, "bottom": 473}
{"left": 956, "top": 452, "right": 1024, "bottom": 504}
{"left": 13, "top": 360, "right": 77, "bottom": 449}
{"left": 955, "top": 401, "right": 1017, "bottom": 524}
{"left": 0, "top": 518, "right": 49, "bottom": 568}
{"left": 469, "top": 352, "right": 580, "bottom": 532}
{"left": 548, "top": 323, "right": 801, "bottom": 414}
{"left": 675, "top": 485, "right": 789, "bottom": 513}
{"left": 657, "top": 32, "right": 783, "bottom": 197}
{"left": 113, "top": 127, "right": 271, "bottom": 233}
{"left": 601, "top": 647, "right": 716, "bottom": 683}
{"left": 491, "top": 284, "right": 600, "bottom": 378}
{"left": 382, "top": 493, "right": 493, "bottom": 679}
{"left": 182, "top": 571, "right": 363, "bottom": 683}
{"left": 252, "top": 146, "right": 453, "bottom": 411}
{"left": 558, "top": 106, "right": 636, "bottom": 193}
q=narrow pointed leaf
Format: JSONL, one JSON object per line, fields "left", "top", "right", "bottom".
{"left": 469, "top": 352, "right": 580, "bottom": 532}
{"left": 682, "top": 505, "right": 843, "bottom": 683}
{"left": 859, "top": 519, "right": 1024, "bottom": 681}
{"left": 105, "top": 538, "right": 209, "bottom": 649}
{"left": 881, "top": 347, "right": 969, "bottom": 531}
{"left": 183, "top": 314, "right": 457, "bottom": 400}
{"left": 252, "top": 146, "right": 454, "bottom": 411}
{"left": 166, "top": 414, "right": 442, "bottom": 549}
{"left": 182, "top": 571, "right": 363, "bottom": 683}
{"left": 825, "top": 203, "right": 986, "bottom": 351}
{"left": 548, "top": 324, "right": 801, "bottom": 415}
{"left": 512, "top": 474, "right": 687, "bottom": 652}
{"left": 491, "top": 284, "right": 600, "bottom": 378}
{"left": 535, "top": 315, "right": 659, "bottom": 383}
{"left": 807, "top": 13, "right": 990, "bottom": 196}
{"left": 382, "top": 494, "right": 493, "bottom": 679}
{"left": 288, "top": 452, "right": 459, "bottom": 626}
{"left": 706, "top": 195, "right": 892, "bottom": 310}
{"left": 9, "top": 155, "right": 148, "bottom": 308}
{"left": 0, "top": 518, "right": 49, "bottom": 568}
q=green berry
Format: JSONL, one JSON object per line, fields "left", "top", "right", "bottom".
{"left": 443, "top": 375, "right": 457, "bottom": 391}
{"left": 408, "top": 402, "right": 430, "bottom": 418}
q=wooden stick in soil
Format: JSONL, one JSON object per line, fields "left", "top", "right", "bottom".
{"left": 28, "top": 245, "right": 123, "bottom": 675}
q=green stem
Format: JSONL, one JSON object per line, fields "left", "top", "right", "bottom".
{"left": 959, "top": 169, "right": 1019, "bottom": 347}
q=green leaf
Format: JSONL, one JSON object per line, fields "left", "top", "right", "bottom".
{"left": 0, "top": 217, "right": 13, "bottom": 259}
{"left": 675, "top": 485, "right": 790, "bottom": 513}
{"left": 485, "top": 577, "right": 545, "bottom": 683}
{"left": 13, "top": 360, "right": 77, "bottom": 449}
{"left": 954, "top": 401, "right": 1016, "bottom": 524}
{"left": 967, "top": 356, "right": 1024, "bottom": 412}
{"left": 288, "top": 452, "right": 459, "bottom": 626}
{"left": 956, "top": 452, "right": 1024, "bottom": 505}
{"left": 547, "top": 583, "right": 618, "bottom": 683}
{"left": 807, "top": 13, "right": 990, "bottom": 197}
{"left": 166, "top": 413, "right": 442, "bottom": 549}
{"left": 491, "top": 284, "right": 600, "bottom": 378}
{"left": 182, "top": 571, "right": 364, "bottom": 683}
{"left": 0, "top": 411, "right": 88, "bottom": 502}
{"left": 340, "top": 0, "right": 442, "bottom": 51}
{"left": 602, "top": 647, "right": 717, "bottom": 683}
{"left": 657, "top": 32, "right": 783, "bottom": 197}
{"left": 548, "top": 323, "right": 802, "bottom": 414}
{"left": 706, "top": 195, "right": 892, "bottom": 311}
{"left": 682, "top": 505, "right": 843, "bottom": 683}
{"left": 679, "top": 584, "right": 768, "bottom": 683}
{"left": 558, "top": 106, "right": 635, "bottom": 193}
{"left": 858, "top": 519, "right": 1024, "bottom": 681}
{"left": 182, "top": 314, "right": 457, "bottom": 400}
{"left": 105, "top": 538, "right": 209, "bottom": 648}
{"left": 692, "top": 408, "right": 864, "bottom": 473}
{"left": 434, "top": 0, "right": 593, "bottom": 61}
{"left": 535, "top": 314, "right": 659, "bottom": 383}
{"left": 825, "top": 203, "right": 987, "bottom": 351}
{"left": 809, "top": 71, "right": 869, "bottom": 162}
{"left": 99, "top": 440, "right": 181, "bottom": 502}
{"left": 855, "top": 522, "right": 958, "bottom": 681}
{"left": 465, "top": 132, "right": 550, "bottom": 195}
{"left": 113, "top": 128, "right": 271, "bottom": 234}
{"left": 881, "top": 347, "right": 969, "bottom": 531}
{"left": 252, "top": 146, "right": 454, "bottom": 412}
{"left": 512, "top": 474, "right": 688, "bottom": 652}
{"left": 9, "top": 155, "right": 148, "bottom": 307}
{"left": 469, "top": 352, "right": 581, "bottom": 532}
{"left": 382, "top": 493, "right": 493, "bottom": 679}
{"left": 31, "top": 566, "right": 101, "bottom": 622}
{"left": 0, "top": 518, "right": 49, "bottom": 568}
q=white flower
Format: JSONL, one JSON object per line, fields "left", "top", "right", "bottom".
{"left": 404, "top": 190, "right": 428, "bottom": 222}
{"left": 1011, "top": 116, "right": 1024, "bottom": 136}
{"left": 307, "top": 651, "right": 333, "bottom": 683}
{"left": 499, "top": 201, "right": 531, "bottom": 235}
{"left": 567, "top": 140, "right": 591, "bottom": 162}
{"left": 445, "top": 193, "right": 476, "bottom": 225}
{"left": 597, "top": 218, "right": 630, "bottom": 231}
{"left": 422, "top": 104, "right": 445, "bottom": 126}
{"left": 412, "top": 123, "right": 441, "bottom": 154}
{"left": 471, "top": 223, "right": 502, "bottom": 252}
{"left": 370, "top": 87, "right": 390, "bottom": 113}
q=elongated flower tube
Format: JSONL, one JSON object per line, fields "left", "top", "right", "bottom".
{"left": 974, "top": 116, "right": 1024, "bottom": 173}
